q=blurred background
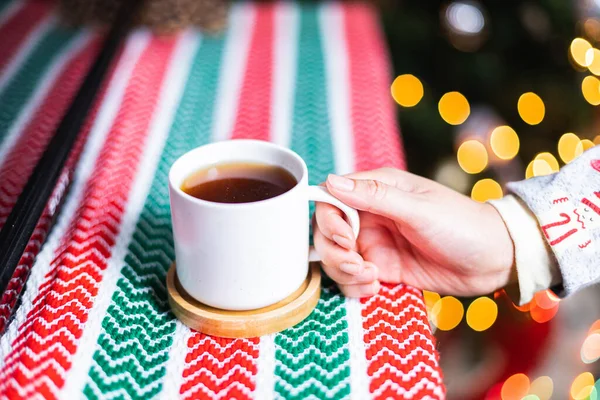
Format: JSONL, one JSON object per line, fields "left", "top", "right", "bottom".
{"left": 378, "top": 1, "right": 600, "bottom": 399}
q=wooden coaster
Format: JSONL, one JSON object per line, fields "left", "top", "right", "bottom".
{"left": 167, "top": 263, "right": 321, "bottom": 338}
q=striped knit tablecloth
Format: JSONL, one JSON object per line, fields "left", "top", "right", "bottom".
{"left": 0, "top": 1, "right": 445, "bottom": 399}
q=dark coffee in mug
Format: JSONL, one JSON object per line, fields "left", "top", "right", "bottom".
{"left": 181, "top": 162, "right": 297, "bottom": 204}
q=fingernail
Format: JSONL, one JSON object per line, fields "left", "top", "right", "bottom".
{"left": 332, "top": 234, "right": 354, "bottom": 249}
{"left": 327, "top": 174, "right": 354, "bottom": 191}
{"left": 340, "top": 263, "right": 362, "bottom": 275}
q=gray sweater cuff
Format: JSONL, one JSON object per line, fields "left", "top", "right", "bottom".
{"left": 507, "top": 147, "right": 600, "bottom": 297}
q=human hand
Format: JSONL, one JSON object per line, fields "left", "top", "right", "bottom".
{"left": 313, "top": 168, "right": 515, "bottom": 298}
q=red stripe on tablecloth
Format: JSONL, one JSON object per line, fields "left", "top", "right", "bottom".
{"left": 181, "top": 336, "right": 260, "bottom": 400}
{"left": 180, "top": 5, "right": 275, "bottom": 399}
{"left": 0, "top": 36, "right": 102, "bottom": 334}
{"left": 344, "top": 3, "right": 405, "bottom": 172}
{"left": 0, "top": 1, "right": 53, "bottom": 74}
{"left": 0, "top": 36, "right": 177, "bottom": 400}
{"left": 229, "top": 2, "right": 275, "bottom": 141}
{"left": 342, "top": 3, "right": 444, "bottom": 399}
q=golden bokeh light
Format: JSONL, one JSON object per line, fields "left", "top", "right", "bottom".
{"left": 466, "top": 296, "right": 498, "bottom": 331}
{"left": 526, "top": 158, "right": 556, "bottom": 179}
{"left": 431, "top": 296, "right": 464, "bottom": 331}
{"left": 535, "top": 152, "right": 560, "bottom": 171}
{"left": 439, "top": 92, "right": 470, "bottom": 125}
{"left": 594, "top": 135, "right": 600, "bottom": 145}
{"left": 558, "top": 133, "right": 581, "bottom": 163}
{"left": 529, "top": 376, "right": 554, "bottom": 400}
{"left": 391, "top": 74, "right": 424, "bottom": 107}
{"left": 582, "top": 76, "right": 600, "bottom": 105}
{"left": 520, "top": 396, "right": 540, "bottom": 400}
{"left": 575, "top": 139, "right": 595, "bottom": 158}
{"left": 457, "top": 140, "right": 488, "bottom": 174}
{"left": 490, "top": 125, "right": 520, "bottom": 160}
{"left": 501, "top": 373, "right": 530, "bottom": 400}
{"left": 518, "top": 92, "right": 545, "bottom": 125}
{"left": 571, "top": 38, "right": 593, "bottom": 67}
{"left": 582, "top": 333, "right": 600, "bottom": 364}
{"left": 588, "top": 48, "right": 600, "bottom": 75}
{"left": 571, "top": 372, "right": 595, "bottom": 400}
{"left": 471, "top": 179, "right": 503, "bottom": 202}
{"left": 423, "top": 290, "right": 441, "bottom": 320}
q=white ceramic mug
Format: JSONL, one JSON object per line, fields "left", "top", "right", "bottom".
{"left": 168, "top": 139, "right": 360, "bottom": 310}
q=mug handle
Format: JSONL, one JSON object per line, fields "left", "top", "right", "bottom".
{"left": 307, "top": 185, "right": 360, "bottom": 262}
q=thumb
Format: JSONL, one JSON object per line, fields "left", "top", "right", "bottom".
{"left": 325, "top": 174, "right": 422, "bottom": 223}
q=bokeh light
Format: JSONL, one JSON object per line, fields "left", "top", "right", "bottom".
{"left": 533, "top": 290, "right": 560, "bottom": 310}
{"left": 571, "top": 372, "right": 595, "bottom": 400}
{"left": 571, "top": 38, "right": 593, "bottom": 67}
{"left": 529, "top": 292, "right": 559, "bottom": 323}
{"left": 391, "top": 74, "right": 424, "bottom": 107}
{"left": 582, "top": 76, "right": 600, "bottom": 105}
{"left": 439, "top": 91, "right": 470, "bottom": 125}
{"left": 457, "top": 140, "right": 488, "bottom": 173}
{"left": 525, "top": 157, "right": 557, "bottom": 179}
{"left": 423, "top": 290, "right": 441, "bottom": 320}
{"left": 558, "top": 132, "right": 581, "bottom": 163}
{"left": 575, "top": 139, "right": 595, "bottom": 158}
{"left": 521, "top": 396, "right": 540, "bottom": 400}
{"left": 582, "top": 333, "right": 600, "bottom": 364}
{"left": 588, "top": 48, "right": 600, "bottom": 75}
{"left": 446, "top": 1, "right": 485, "bottom": 35}
{"left": 529, "top": 376, "right": 554, "bottom": 400}
{"left": 594, "top": 135, "right": 600, "bottom": 145}
{"left": 466, "top": 296, "right": 498, "bottom": 331}
{"left": 471, "top": 178, "right": 503, "bottom": 202}
{"left": 490, "top": 125, "right": 520, "bottom": 160}
{"left": 535, "top": 152, "right": 560, "bottom": 171}
{"left": 590, "top": 320, "right": 600, "bottom": 334}
{"left": 431, "top": 296, "right": 464, "bottom": 331}
{"left": 518, "top": 92, "right": 545, "bottom": 125}
{"left": 501, "top": 373, "right": 530, "bottom": 400}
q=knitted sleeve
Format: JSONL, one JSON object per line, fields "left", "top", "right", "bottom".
{"left": 507, "top": 146, "right": 600, "bottom": 297}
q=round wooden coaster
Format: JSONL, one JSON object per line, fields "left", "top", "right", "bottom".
{"left": 167, "top": 263, "right": 321, "bottom": 338}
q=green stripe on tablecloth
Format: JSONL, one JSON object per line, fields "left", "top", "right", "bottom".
{"left": 274, "top": 5, "right": 351, "bottom": 400}
{"left": 0, "top": 24, "right": 75, "bottom": 143}
{"left": 83, "top": 35, "right": 226, "bottom": 400}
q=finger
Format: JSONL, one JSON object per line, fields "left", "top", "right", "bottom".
{"left": 338, "top": 280, "right": 381, "bottom": 298}
{"left": 357, "top": 226, "right": 403, "bottom": 283}
{"left": 326, "top": 173, "right": 422, "bottom": 222}
{"left": 343, "top": 168, "right": 431, "bottom": 193}
{"left": 315, "top": 201, "right": 355, "bottom": 249}
{"left": 313, "top": 224, "right": 364, "bottom": 274}
{"left": 323, "top": 261, "right": 378, "bottom": 285}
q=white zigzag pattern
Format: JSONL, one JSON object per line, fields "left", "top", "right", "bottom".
{"left": 100, "top": 312, "right": 171, "bottom": 344}
{"left": 98, "top": 325, "right": 174, "bottom": 357}
{"left": 364, "top": 316, "right": 432, "bottom": 335}
{"left": 190, "top": 381, "right": 255, "bottom": 400}
{"left": 373, "top": 377, "right": 446, "bottom": 399}
{"left": 87, "top": 364, "right": 162, "bottom": 398}
{"left": 275, "top": 376, "right": 350, "bottom": 399}
{"left": 275, "top": 360, "right": 348, "bottom": 380}
{"left": 371, "top": 361, "right": 442, "bottom": 382}
{"left": 363, "top": 292, "right": 425, "bottom": 309}
{"left": 183, "top": 350, "right": 257, "bottom": 372}
{"left": 274, "top": 343, "right": 348, "bottom": 362}
{"left": 369, "top": 346, "right": 439, "bottom": 367}
{"left": 182, "top": 363, "right": 257, "bottom": 388}
{"left": 94, "top": 346, "right": 166, "bottom": 378}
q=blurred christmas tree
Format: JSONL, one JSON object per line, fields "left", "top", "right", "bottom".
{"left": 379, "top": 0, "right": 598, "bottom": 188}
